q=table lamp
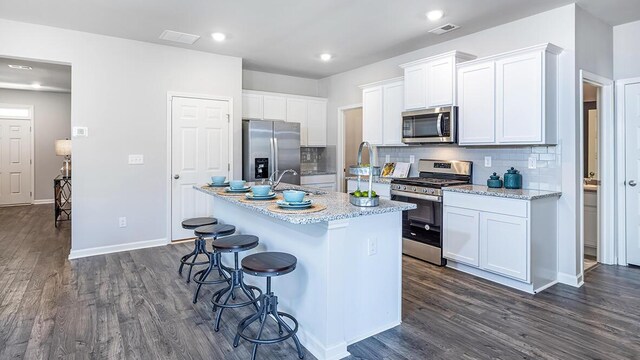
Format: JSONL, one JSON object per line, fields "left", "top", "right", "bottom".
{"left": 55, "top": 139, "right": 72, "bottom": 178}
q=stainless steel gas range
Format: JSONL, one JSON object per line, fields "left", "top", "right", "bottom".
{"left": 391, "top": 159, "right": 473, "bottom": 266}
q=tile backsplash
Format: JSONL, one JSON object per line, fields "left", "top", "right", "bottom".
{"left": 301, "top": 146, "right": 337, "bottom": 174}
{"left": 376, "top": 145, "right": 561, "bottom": 191}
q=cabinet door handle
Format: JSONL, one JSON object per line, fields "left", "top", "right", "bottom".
{"left": 629, "top": 180, "right": 637, "bottom": 187}
{"left": 174, "top": 174, "right": 180, "bottom": 179}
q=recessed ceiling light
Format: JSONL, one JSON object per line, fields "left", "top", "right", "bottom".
{"left": 426, "top": 10, "right": 444, "bottom": 21}
{"left": 320, "top": 53, "right": 332, "bottom": 61}
{"left": 8, "top": 64, "right": 32, "bottom": 70}
{"left": 31, "top": 83, "right": 41, "bottom": 89}
{"left": 211, "top": 32, "right": 226, "bottom": 42}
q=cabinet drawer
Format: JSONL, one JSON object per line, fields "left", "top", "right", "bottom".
{"left": 444, "top": 192, "right": 528, "bottom": 218}
{"left": 301, "top": 174, "right": 336, "bottom": 185}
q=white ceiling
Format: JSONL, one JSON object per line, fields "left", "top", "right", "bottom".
{"left": 0, "top": 0, "right": 638, "bottom": 79}
{"left": 0, "top": 57, "right": 71, "bottom": 92}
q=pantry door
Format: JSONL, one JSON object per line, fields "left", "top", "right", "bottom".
{"left": 0, "top": 105, "right": 33, "bottom": 206}
{"left": 171, "top": 96, "right": 230, "bottom": 241}
{"left": 624, "top": 82, "right": 640, "bottom": 266}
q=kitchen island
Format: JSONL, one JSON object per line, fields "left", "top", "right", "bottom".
{"left": 195, "top": 184, "right": 415, "bottom": 360}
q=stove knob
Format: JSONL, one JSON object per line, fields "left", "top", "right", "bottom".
{"left": 422, "top": 188, "right": 427, "bottom": 193}
{"left": 412, "top": 187, "right": 417, "bottom": 192}
{"left": 402, "top": 186, "right": 407, "bottom": 191}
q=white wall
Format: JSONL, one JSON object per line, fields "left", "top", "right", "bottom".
{"left": 319, "top": 4, "right": 581, "bottom": 283}
{"left": 0, "top": 19, "right": 242, "bottom": 253}
{"left": 0, "top": 89, "right": 71, "bottom": 200}
{"left": 243, "top": 69, "right": 319, "bottom": 96}
{"left": 614, "top": 20, "right": 640, "bottom": 79}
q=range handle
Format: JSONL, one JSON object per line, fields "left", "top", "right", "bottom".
{"left": 391, "top": 189, "right": 441, "bottom": 202}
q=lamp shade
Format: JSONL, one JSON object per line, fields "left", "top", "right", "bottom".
{"left": 55, "top": 139, "right": 72, "bottom": 156}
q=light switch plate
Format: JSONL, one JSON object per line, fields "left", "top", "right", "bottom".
{"left": 528, "top": 156, "right": 537, "bottom": 169}
{"left": 72, "top": 127, "right": 88, "bottom": 137}
{"left": 409, "top": 155, "right": 415, "bottom": 164}
{"left": 385, "top": 155, "right": 391, "bottom": 163}
{"left": 128, "top": 154, "right": 144, "bottom": 165}
{"left": 484, "top": 156, "right": 492, "bottom": 167}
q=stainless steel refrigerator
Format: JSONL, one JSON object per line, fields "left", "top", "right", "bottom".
{"left": 242, "top": 120, "right": 301, "bottom": 185}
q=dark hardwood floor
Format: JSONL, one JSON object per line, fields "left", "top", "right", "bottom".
{"left": 1, "top": 204, "right": 639, "bottom": 359}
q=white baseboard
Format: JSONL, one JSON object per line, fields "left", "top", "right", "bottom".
{"left": 68, "top": 238, "right": 168, "bottom": 259}
{"left": 297, "top": 327, "right": 350, "bottom": 360}
{"left": 557, "top": 272, "right": 584, "bottom": 287}
{"left": 33, "top": 199, "right": 54, "bottom": 205}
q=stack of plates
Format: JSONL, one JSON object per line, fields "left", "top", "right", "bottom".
{"left": 225, "top": 186, "right": 251, "bottom": 193}
{"left": 276, "top": 199, "right": 313, "bottom": 209}
{"left": 245, "top": 192, "right": 277, "bottom": 200}
{"left": 208, "top": 182, "right": 230, "bottom": 187}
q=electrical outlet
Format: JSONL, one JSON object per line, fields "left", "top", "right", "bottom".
{"left": 409, "top": 155, "right": 415, "bottom": 164}
{"left": 119, "top": 217, "right": 127, "bottom": 228}
{"left": 385, "top": 155, "right": 391, "bottom": 163}
{"left": 484, "top": 156, "right": 492, "bottom": 167}
{"left": 367, "top": 238, "right": 378, "bottom": 256}
{"left": 72, "top": 126, "right": 88, "bottom": 137}
{"left": 128, "top": 154, "right": 144, "bottom": 165}
{"left": 528, "top": 156, "right": 537, "bottom": 169}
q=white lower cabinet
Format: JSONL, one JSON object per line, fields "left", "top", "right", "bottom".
{"left": 443, "top": 191, "right": 558, "bottom": 293}
{"left": 442, "top": 207, "right": 480, "bottom": 267}
{"left": 301, "top": 174, "right": 336, "bottom": 192}
{"left": 480, "top": 212, "right": 528, "bottom": 281}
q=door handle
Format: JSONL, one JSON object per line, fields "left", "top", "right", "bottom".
{"left": 629, "top": 180, "right": 637, "bottom": 187}
{"left": 173, "top": 174, "right": 180, "bottom": 179}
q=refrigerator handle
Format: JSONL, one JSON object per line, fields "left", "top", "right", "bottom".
{"left": 270, "top": 136, "right": 276, "bottom": 179}
{"left": 273, "top": 136, "right": 279, "bottom": 178}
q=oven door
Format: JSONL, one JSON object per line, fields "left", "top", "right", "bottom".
{"left": 391, "top": 190, "right": 445, "bottom": 265}
{"left": 402, "top": 108, "right": 455, "bottom": 144}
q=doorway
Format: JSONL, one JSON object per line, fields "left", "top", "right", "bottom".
{"left": 337, "top": 104, "right": 364, "bottom": 192}
{"left": 0, "top": 105, "right": 33, "bottom": 206}
{"left": 168, "top": 94, "right": 232, "bottom": 241}
{"left": 578, "top": 71, "right": 615, "bottom": 281}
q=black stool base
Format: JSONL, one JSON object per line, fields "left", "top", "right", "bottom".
{"left": 234, "top": 291, "right": 304, "bottom": 360}
{"left": 211, "top": 259, "right": 262, "bottom": 332}
{"left": 192, "top": 252, "right": 230, "bottom": 304}
{"left": 178, "top": 238, "right": 211, "bottom": 283}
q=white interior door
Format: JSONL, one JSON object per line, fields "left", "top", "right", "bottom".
{"left": 625, "top": 82, "right": 640, "bottom": 266}
{"left": 171, "top": 97, "right": 230, "bottom": 241}
{"left": 0, "top": 119, "right": 32, "bottom": 206}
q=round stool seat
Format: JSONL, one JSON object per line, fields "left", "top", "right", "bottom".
{"left": 242, "top": 252, "right": 297, "bottom": 277}
{"left": 194, "top": 224, "right": 235, "bottom": 237}
{"left": 213, "top": 235, "right": 259, "bottom": 253}
{"left": 182, "top": 217, "right": 217, "bottom": 230}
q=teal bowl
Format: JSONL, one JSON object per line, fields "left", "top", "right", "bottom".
{"left": 211, "top": 176, "right": 226, "bottom": 185}
{"left": 229, "top": 180, "right": 246, "bottom": 189}
{"left": 251, "top": 185, "right": 272, "bottom": 196}
{"left": 283, "top": 190, "right": 305, "bottom": 203}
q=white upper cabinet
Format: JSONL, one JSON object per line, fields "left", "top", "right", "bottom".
{"left": 307, "top": 99, "right": 327, "bottom": 146}
{"left": 286, "top": 98, "right": 308, "bottom": 146}
{"left": 242, "top": 93, "right": 263, "bottom": 119}
{"left": 402, "top": 63, "right": 428, "bottom": 110}
{"left": 457, "top": 43, "right": 562, "bottom": 146}
{"left": 262, "top": 95, "right": 287, "bottom": 121}
{"left": 400, "top": 51, "right": 476, "bottom": 111}
{"left": 242, "top": 90, "right": 328, "bottom": 146}
{"left": 360, "top": 77, "right": 404, "bottom": 146}
{"left": 458, "top": 61, "right": 496, "bottom": 145}
{"left": 427, "top": 56, "right": 455, "bottom": 107}
{"left": 362, "top": 85, "right": 384, "bottom": 145}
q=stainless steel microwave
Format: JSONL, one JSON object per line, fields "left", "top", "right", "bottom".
{"left": 402, "top": 106, "right": 457, "bottom": 144}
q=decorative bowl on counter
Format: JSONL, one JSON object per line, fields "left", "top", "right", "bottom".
{"left": 283, "top": 190, "right": 306, "bottom": 203}
{"left": 251, "top": 185, "right": 272, "bottom": 196}
{"left": 349, "top": 165, "right": 381, "bottom": 177}
{"left": 349, "top": 192, "right": 379, "bottom": 207}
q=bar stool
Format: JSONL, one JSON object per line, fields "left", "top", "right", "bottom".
{"left": 178, "top": 217, "right": 218, "bottom": 283}
{"left": 192, "top": 224, "right": 236, "bottom": 303}
{"left": 234, "top": 252, "right": 304, "bottom": 360}
{"left": 210, "top": 235, "right": 263, "bottom": 332}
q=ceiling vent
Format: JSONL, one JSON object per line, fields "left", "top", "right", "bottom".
{"left": 159, "top": 30, "right": 200, "bottom": 45}
{"left": 428, "top": 23, "right": 460, "bottom": 35}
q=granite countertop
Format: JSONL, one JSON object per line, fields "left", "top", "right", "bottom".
{"left": 301, "top": 171, "right": 337, "bottom": 176}
{"left": 345, "top": 176, "right": 393, "bottom": 184}
{"left": 195, "top": 183, "right": 416, "bottom": 225}
{"left": 443, "top": 184, "right": 562, "bottom": 200}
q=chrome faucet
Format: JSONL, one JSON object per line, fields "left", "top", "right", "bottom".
{"left": 265, "top": 169, "right": 298, "bottom": 189}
